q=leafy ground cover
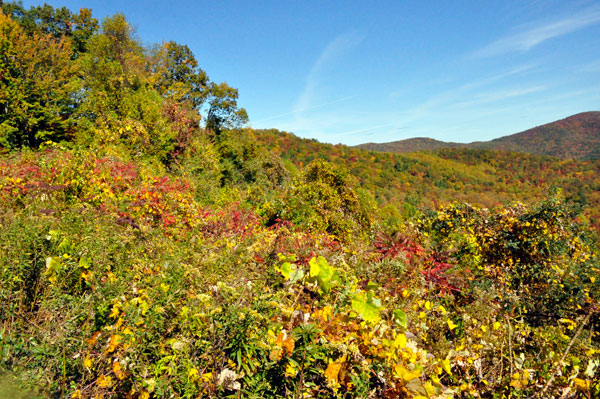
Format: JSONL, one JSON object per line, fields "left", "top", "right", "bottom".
{"left": 1, "top": 148, "right": 598, "bottom": 398}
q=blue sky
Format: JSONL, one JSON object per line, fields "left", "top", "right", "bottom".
{"left": 21, "top": 0, "right": 600, "bottom": 145}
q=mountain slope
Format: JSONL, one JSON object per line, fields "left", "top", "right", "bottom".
{"left": 359, "top": 137, "right": 466, "bottom": 153}
{"left": 356, "top": 112, "right": 600, "bottom": 159}
{"left": 254, "top": 128, "right": 600, "bottom": 232}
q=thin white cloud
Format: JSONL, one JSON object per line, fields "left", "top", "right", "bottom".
{"left": 393, "top": 64, "right": 538, "bottom": 124}
{"left": 329, "top": 123, "right": 396, "bottom": 137}
{"left": 388, "top": 89, "right": 408, "bottom": 98}
{"left": 294, "top": 32, "right": 364, "bottom": 115}
{"left": 577, "top": 58, "right": 600, "bottom": 73}
{"left": 455, "top": 86, "right": 547, "bottom": 108}
{"left": 458, "top": 64, "right": 538, "bottom": 91}
{"left": 266, "top": 32, "right": 364, "bottom": 140}
{"left": 252, "top": 95, "right": 356, "bottom": 124}
{"left": 475, "top": 6, "right": 600, "bottom": 58}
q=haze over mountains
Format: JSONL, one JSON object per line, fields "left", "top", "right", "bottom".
{"left": 357, "top": 112, "right": 600, "bottom": 160}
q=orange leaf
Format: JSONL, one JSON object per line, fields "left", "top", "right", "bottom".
{"left": 282, "top": 336, "right": 295, "bottom": 355}
{"left": 325, "top": 361, "right": 343, "bottom": 382}
{"left": 107, "top": 334, "right": 121, "bottom": 353}
{"left": 86, "top": 331, "right": 101, "bottom": 346}
{"left": 270, "top": 348, "right": 283, "bottom": 361}
{"left": 113, "top": 361, "right": 126, "bottom": 380}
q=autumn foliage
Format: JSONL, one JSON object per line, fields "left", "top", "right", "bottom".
{"left": 0, "top": 3, "right": 599, "bottom": 399}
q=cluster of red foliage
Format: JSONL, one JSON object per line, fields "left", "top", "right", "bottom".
{"left": 373, "top": 233, "right": 462, "bottom": 295}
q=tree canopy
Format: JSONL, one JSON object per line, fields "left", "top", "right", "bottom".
{"left": 0, "top": 4, "right": 248, "bottom": 157}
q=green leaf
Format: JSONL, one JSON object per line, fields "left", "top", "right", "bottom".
{"left": 57, "top": 237, "right": 73, "bottom": 255}
{"left": 308, "top": 256, "right": 338, "bottom": 293}
{"left": 44, "top": 256, "right": 62, "bottom": 284}
{"left": 393, "top": 309, "right": 408, "bottom": 328}
{"left": 275, "top": 262, "right": 304, "bottom": 283}
{"left": 276, "top": 262, "right": 292, "bottom": 279}
{"left": 79, "top": 257, "right": 91, "bottom": 269}
{"left": 351, "top": 292, "right": 380, "bottom": 323}
{"left": 309, "top": 256, "right": 322, "bottom": 278}
{"left": 289, "top": 268, "right": 304, "bottom": 284}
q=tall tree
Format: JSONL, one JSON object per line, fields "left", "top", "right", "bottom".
{"left": 0, "top": 12, "right": 78, "bottom": 149}
{"left": 1, "top": 1, "right": 97, "bottom": 57}
{"left": 205, "top": 82, "right": 248, "bottom": 135}
{"left": 75, "top": 14, "right": 173, "bottom": 160}
{"left": 151, "top": 41, "right": 209, "bottom": 110}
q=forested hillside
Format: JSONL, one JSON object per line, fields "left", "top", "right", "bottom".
{"left": 255, "top": 129, "right": 600, "bottom": 232}
{"left": 358, "top": 137, "right": 466, "bottom": 154}
{"left": 1, "top": 3, "right": 599, "bottom": 399}
{"left": 357, "top": 112, "right": 600, "bottom": 160}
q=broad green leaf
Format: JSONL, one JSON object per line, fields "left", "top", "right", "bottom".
{"left": 44, "top": 256, "right": 62, "bottom": 284}
{"left": 308, "top": 256, "right": 338, "bottom": 293}
{"left": 393, "top": 309, "right": 408, "bottom": 328}
{"left": 275, "top": 262, "right": 304, "bottom": 283}
{"left": 309, "top": 256, "right": 322, "bottom": 278}
{"left": 290, "top": 269, "right": 305, "bottom": 283}
{"left": 351, "top": 292, "right": 380, "bottom": 323}
{"left": 276, "top": 262, "right": 293, "bottom": 279}
{"left": 57, "top": 237, "right": 73, "bottom": 255}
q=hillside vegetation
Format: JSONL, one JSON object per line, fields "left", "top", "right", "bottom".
{"left": 255, "top": 129, "right": 600, "bottom": 233}
{"left": 357, "top": 112, "right": 600, "bottom": 160}
{"left": 1, "top": 3, "right": 599, "bottom": 399}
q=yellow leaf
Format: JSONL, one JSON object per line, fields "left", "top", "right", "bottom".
{"left": 285, "top": 362, "right": 298, "bottom": 378}
{"left": 447, "top": 319, "right": 458, "bottom": 331}
{"left": 71, "top": 389, "right": 82, "bottom": 399}
{"left": 510, "top": 379, "right": 522, "bottom": 389}
{"left": 84, "top": 355, "right": 92, "bottom": 369}
{"left": 188, "top": 368, "right": 199, "bottom": 380}
{"left": 493, "top": 321, "right": 501, "bottom": 330}
{"left": 97, "top": 375, "right": 112, "bottom": 388}
{"left": 81, "top": 270, "right": 93, "bottom": 282}
{"left": 393, "top": 332, "right": 407, "bottom": 349}
{"left": 395, "top": 365, "right": 421, "bottom": 382}
{"left": 109, "top": 303, "right": 121, "bottom": 318}
{"left": 442, "top": 358, "right": 452, "bottom": 375}
{"left": 424, "top": 381, "right": 435, "bottom": 396}
{"left": 574, "top": 378, "right": 590, "bottom": 391}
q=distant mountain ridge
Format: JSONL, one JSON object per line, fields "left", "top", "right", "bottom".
{"left": 356, "top": 112, "right": 600, "bottom": 159}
